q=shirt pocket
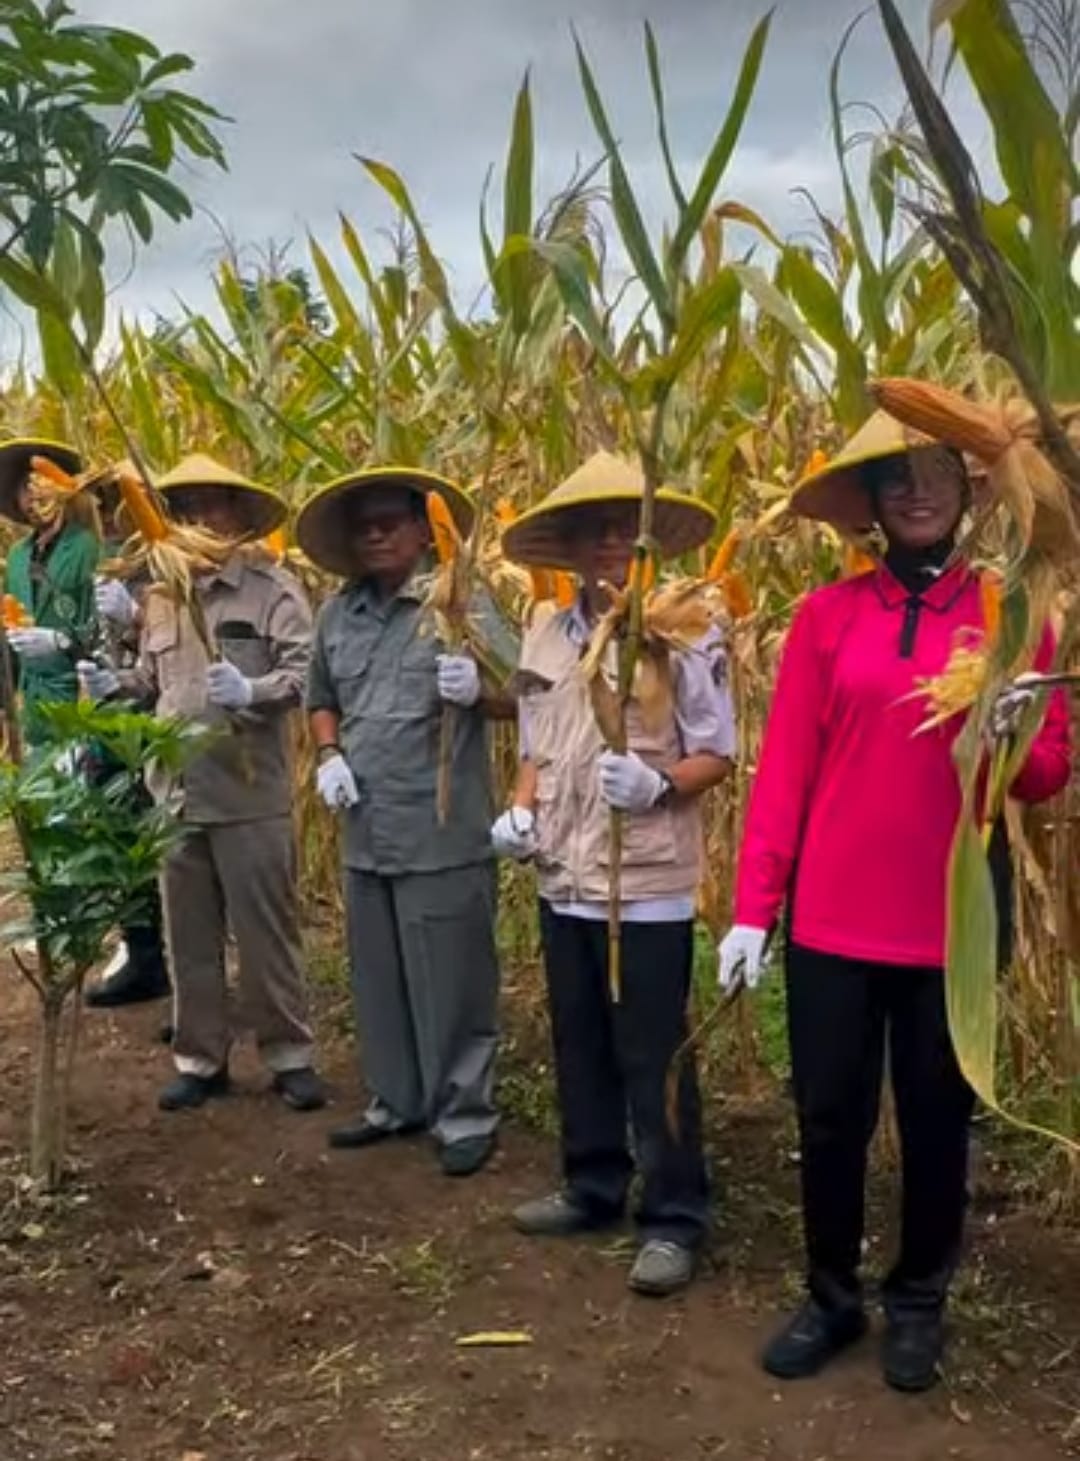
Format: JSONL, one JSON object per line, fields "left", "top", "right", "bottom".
{"left": 395, "top": 631, "right": 440, "bottom": 721}
{"left": 144, "top": 615, "right": 180, "bottom": 676}
{"left": 597, "top": 805, "right": 678, "bottom": 870}
{"left": 217, "top": 627, "right": 272, "bottom": 679}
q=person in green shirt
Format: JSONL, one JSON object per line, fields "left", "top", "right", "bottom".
{"left": 0, "top": 439, "right": 99, "bottom": 747}
{"left": 82, "top": 470, "right": 171, "bottom": 1010}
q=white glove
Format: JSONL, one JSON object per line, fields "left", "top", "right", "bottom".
{"left": 95, "top": 576, "right": 137, "bottom": 629}
{"left": 717, "top": 925, "right": 768, "bottom": 992}
{"left": 206, "top": 660, "right": 254, "bottom": 711}
{"left": 598, "top": 749, "right": 665, "bottom": 813}
{"left": 317, "top": 753, "right": 360, "bottom": 810}
{"left": 436, "top": 653, "right": 481, "bottom": 708}
{"left": 989, "top": 673, "right": 1041, "bottom": 741}
{"left": 51, "top": 745, "right": 83, "bottom": 778}
{"left": 491, "top": 806, "right": 538, "bottom": 861}
{"left": 77, "top": 659, "right": 120, "bottom": 702}
{"left": 8, "top": 627, "right": 69, "bottom": 660}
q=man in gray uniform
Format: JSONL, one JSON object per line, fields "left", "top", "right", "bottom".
{"left": 298, "top": 466, "right": 503, "bottom": 1177}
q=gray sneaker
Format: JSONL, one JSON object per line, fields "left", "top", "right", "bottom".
{"left": 628, "top": 1239, "right": 695, "bottom": 1296}
{"left": 513, "top": 1191, "right": 607, "bottom": 1237}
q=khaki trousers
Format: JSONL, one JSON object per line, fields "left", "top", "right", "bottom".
{"left": 163, "top": 817, "right": 314, "bottom": 1078}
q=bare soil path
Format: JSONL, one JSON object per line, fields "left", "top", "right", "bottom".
{"left": 1, "top": 968, "right": 1078, "bottom": 1461}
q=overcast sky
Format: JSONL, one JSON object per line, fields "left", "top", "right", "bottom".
{"left": 74, "top": 0, "right": 981, "bottom": 326}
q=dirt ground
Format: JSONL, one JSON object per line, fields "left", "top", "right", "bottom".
{"left": 2, "top": 956, "right": 1079, "bottom": 1461}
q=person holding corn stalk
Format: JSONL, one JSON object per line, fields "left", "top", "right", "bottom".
{"left": 80, "top": 455, "right": 325, "bottom": 1115}
{"left": 0, "top": 438, "right": 99, "bottom": 747}
{"left": 718, "top": 406, "right": 1071, "bottom": 1392}
{"left": 298, "top": 467, "right": 508, "bottom": 1179}
{"left": 495, "top": 452, "right": 734, "bottom": 1298}
{"left": 83, "top": 467, "right": 171, "bottom": 1014}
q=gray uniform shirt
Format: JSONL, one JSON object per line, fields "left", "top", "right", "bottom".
{"left": 306, "top": 573, "right": 494, "bottom": 876}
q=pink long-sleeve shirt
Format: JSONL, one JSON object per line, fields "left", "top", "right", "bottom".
{"left": 735, "top": 563, "right": 1071, "bottom": 968}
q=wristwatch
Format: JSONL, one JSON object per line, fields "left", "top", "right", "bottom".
{"left": 654, "top": 770, "right": 677, "bottom": 806}
{"left": 317, "top": 742, "right": 343, "bottom": 763}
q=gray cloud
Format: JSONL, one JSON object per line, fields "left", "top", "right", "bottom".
{"left": 73, "top": 0, "right": 977, "bottom": 325}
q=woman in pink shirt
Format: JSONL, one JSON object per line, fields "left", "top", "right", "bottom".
{"left": 718, "top": 413, "right": 1070, "bottom": 1392}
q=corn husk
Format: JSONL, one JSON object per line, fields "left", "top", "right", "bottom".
{"left": 580, "top": 576, "right": 730, "bottom": 739}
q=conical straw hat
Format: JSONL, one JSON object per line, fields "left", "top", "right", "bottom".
{"left": 295, "top": 464, "right": 474, "bottom": 578}
{"left": 789, "top": 412, "right": 940, "bottom": 533}
{"left": 501, "top": 451, "right": 716, "bottom": 570}
{"left": 157, "top": 453, "right": 287, "bottom": 537}
{"left": 0, "top": 437, "right": 83, "bottom": 525}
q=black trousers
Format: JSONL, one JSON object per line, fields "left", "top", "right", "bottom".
{"left": 85, "top": 748, "right": 165, "bottom": 971}
{"left": 786, "top": 944, "right": 976, "bottom": 1319}
{"left": 539, "top": 905, "right": 709, "bottom": 1248}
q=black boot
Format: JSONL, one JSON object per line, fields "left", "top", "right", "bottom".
{"left": 762, "top": 1298, "right": 868, "bottom": 1380}
{"left": 86, "top": 926, "right": 169, "bottom": 1008}
{"left": 882, "top": 1313, "right": 944, "bottom": 1393}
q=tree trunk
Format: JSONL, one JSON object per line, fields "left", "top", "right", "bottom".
{"left": 30, "top": 993, "right": 64, "bottom": 1190}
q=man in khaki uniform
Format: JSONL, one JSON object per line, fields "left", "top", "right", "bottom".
{"left": 80, "top": 457, "right": 324, "bottom": 1114}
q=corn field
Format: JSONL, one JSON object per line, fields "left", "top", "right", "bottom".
{"left": 1, "top": 0, "right": 1078, "bottom": 1191}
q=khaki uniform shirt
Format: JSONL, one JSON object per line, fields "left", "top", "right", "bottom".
{"left": 125, "top": 552, "right": 312, "bottom": 824}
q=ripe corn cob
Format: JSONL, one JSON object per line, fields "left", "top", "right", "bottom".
{"left": 869, "top": 378, "right": 1014, "bottom": 464}
{"left": 705, "top": 526, "right": 741, "bottom": 582}
{"left": 2, "top": 594, "right": 31, "bottom": 630}
{"left": 426, "top": 491, "right": 461, "bottom": 564}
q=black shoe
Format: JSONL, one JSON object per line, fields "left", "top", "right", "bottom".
{"left": 158, "top": 1023, "right": 174, "bottom": 1046}
{"left": 327, "top": 1116, "right": 423, "bottom": 1150}
{"left": 273, "top": 1067, "right": 327, "bottom": 1112}
{"left": 882, "top": 1314, "right": 944, "bottom": 1393}
{"left": 86, "top": 953, "right": 170, "bottom": 1008}
{"left": 158, "top": 1069, "right": 229, "bottom": 1112}
{"left": 439, "top": 1133, "right": 496, "bottom": 1177}
{"left": 761, "top": 1299, "right": 868, "bottom": 1380}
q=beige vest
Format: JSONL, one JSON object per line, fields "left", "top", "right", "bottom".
{"left": 520, "top": 607, "right": 702, "bottom": 905}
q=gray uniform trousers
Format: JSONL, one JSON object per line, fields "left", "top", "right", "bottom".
{"left": 345, "top": 861, "right": 499, "bottom": 1146}
{"left": 164, "top": 816, "right": 315, "bottom": 1078}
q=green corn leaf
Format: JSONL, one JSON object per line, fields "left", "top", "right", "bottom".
{"left": 947, "top": 0, "right": 1074, "bottom": 222}
{"left": 731, "top": 262, "right": 828, "bottom": 359}
{"left": 574, "top": 34, "right": 674, "bottom": 334}
{"left": 945, "top": 808, "right": 998, "bottom": 1103}
{"left": 502, "top": 70, "right": 534, "bottom": 335}
{"left": 654, "top": 267, "right": 741, "bottom": 385}
{"left": 339, "top": 213, "right": 400, "bottom": 350}
{"left": 358, "top": 155, "right": 452, "bottom": 308}
{"left": 829, "top": 18, "right": 889, "bottom": 355}
{"left": 307, "top": 233, "right": 366, "bottom": 354}
{"left": 643, "top": 21, "right": 686, "bottom": 211}
{"left": 668, "top": 11, "right": 772, "bottom": 277}
{"left": 120, "top": 322, "right": 166, "bottom": 463}
{"left": 479, "top": 173, "right": 503, "bottom": 313}
{"left": 506, "top": 233, "right": 617, "bottom": 373}
{"left": 946, "top": 0, "right": 1080, "bottom": 395}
